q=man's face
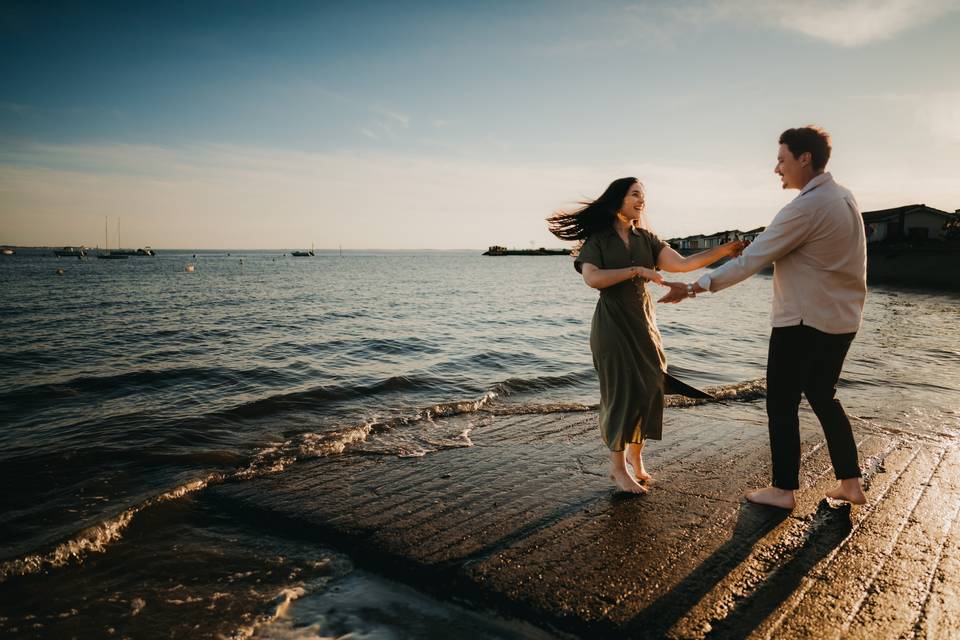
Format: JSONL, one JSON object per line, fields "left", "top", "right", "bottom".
{"left": 774, "top": 143, "right": 807, "bottom": 190}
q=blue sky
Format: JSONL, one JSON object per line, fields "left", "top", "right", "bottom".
{"left": 2, "top": 1, "right": 958, "bottom": 249}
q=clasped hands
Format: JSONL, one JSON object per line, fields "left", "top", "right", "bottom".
{"left": 654, "top": 239, "right": 747, "bottom": 304}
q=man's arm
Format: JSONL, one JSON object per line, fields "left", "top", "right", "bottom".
{"left": 695, "top": 203, "right": 813, "bottom": 293}
{"left": 658, "top": 203, "right": 814, "bottom": 303}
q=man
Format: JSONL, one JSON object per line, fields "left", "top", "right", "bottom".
{"left": 659, "top": 125, "right": 867, "bottom": 510}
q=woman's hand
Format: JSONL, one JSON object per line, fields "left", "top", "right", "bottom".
{"left": 722, "top": 240, "right": 748, "bottom": 257}
{"left": 638, "top": 267, "right": 664, "bottom": 285}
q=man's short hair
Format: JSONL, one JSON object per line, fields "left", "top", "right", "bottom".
{"left": 779, "top": 126, "right": 831, "bottom": 171}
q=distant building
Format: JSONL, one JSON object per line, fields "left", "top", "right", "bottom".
{"left": 668, "top": 228, "right": 761, "bottom": 251}
{"left": 862, "top": 204, "right": 956, "bottom": 243}
{"left": 742, "top": 226, "right": 765, "bottom": 243}
{"left": 665, "top": 203, "right": 959, "bottom": 253}
{"left": 673, "top": 234, "right": 706, "bottom": 250}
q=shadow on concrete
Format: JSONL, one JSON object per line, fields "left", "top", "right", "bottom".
{"left": 704, "top": 499, "right": 852, "bottom": 638}
{"left": 630, "top": 499, "right": 851, "bottom": 639}
{"left": 625, "top": 500, "right": 790, "bottom": 638}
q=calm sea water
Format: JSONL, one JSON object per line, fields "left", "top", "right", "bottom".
{"left": 1, "top": 250, "right": 958, "bottom": 638}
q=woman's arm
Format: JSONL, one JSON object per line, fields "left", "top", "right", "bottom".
{"left": 581, "top": 263, "right": 663, "bottom": 289}
{"left": 656, "top": 241, "right": 746, "bottom": 273}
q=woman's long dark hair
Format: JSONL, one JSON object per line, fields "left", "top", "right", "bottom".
{"left": 546, "top": 177, "right": 640, "bottom": 241}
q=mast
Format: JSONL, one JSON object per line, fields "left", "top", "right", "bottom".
{"left": 104, "top": 216, "right": 108, "bottom": 251}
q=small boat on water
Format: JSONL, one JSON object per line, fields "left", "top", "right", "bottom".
{"left": 107, "top": 246, "right": 156, "bottom": 256}
{"left": 1, "top": 248, "right": 14, "bottom": 256}
{"left": 292, "top": 243, "right": 315, "bottom": 257}
{"left": 483, "top": 245, "right": 571, "bottom": 256}
{"left": 54, "top": 247, "right": 87, "bottom": 258}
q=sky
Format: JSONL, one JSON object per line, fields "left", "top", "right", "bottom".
{"left": 1, "top": 0, "right": 958, "bottom": 250}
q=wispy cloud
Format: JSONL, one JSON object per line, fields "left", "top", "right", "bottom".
{"left": 358, "top": 106, "right": 412, "bottom": 142}
{"left": 665, "top": 0, "right": 960, "bottom": 47}
{"left": 371, "top": 106, "right": 410, "bottom": 128}
{"left": 849, "top": 91, "right": 960, "bottom": 145}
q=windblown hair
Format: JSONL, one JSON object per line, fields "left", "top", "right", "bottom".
{"left": 547, "top": 177, "right": 641, "bottom": 241}
{"left": 779, "top": 125, "right": 832, "bottom": 172}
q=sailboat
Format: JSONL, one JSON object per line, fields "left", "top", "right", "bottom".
{"left": 97, "top": 216, "right": 130, "bottom": 259}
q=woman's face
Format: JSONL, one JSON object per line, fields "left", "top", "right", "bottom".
{"left": 619, "top": 182, "right": 645, "bottom": 222}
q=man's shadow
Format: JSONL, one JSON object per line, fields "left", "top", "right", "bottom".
{"left": 628, "top": 498, "right": 852, "bottom": 639}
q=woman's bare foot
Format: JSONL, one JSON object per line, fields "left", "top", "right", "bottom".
{"left": 626, "top": 454, "right": 653, "bottom": 482}
{"left": 744, "top": 486, "right": 796, "bottom": 510}
{"left": 610, "top": 469, "right": 648, "bottom": 494}
{"left": 825, "top": 478, "right": 866, "bottom": 505}
{"left": 610, "top": 451, "right": 647, "bottom": 494}
{"left": 626, "top": 442, "right": 653, "bottom": 483}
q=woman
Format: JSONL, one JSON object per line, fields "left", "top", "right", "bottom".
{"left": 547, "top": 178, "right": 744, "bottom": 494}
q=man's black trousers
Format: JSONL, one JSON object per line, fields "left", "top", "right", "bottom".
{"left": 767, "top": 323, "right": 861, "bottom": 490}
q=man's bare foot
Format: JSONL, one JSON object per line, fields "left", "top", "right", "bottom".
{"left": 825, "top": 478, "right": 866, "bottom": 505}
{"left": 610, "top": 469, "right": 648, "bottom": 494}
{"left": 744, "top": 486, "right": 796, "bottom": 510}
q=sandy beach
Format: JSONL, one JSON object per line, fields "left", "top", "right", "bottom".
{"left": 211, "top": 402, "right": 960, "bottom": 639}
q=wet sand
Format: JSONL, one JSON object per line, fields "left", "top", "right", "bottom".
{"left": 210, "top": 404, "right": 960, "bottom": 639}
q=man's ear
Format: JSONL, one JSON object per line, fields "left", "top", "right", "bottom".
{"left": 800, "top": 151, "right": 813, "bottom": 168}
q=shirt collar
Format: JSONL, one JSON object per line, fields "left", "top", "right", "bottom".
{"left": 798, "top": 171, "right": 833, "bottom": 197}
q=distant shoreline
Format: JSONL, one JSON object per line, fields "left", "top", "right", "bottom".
{"left": 0, "top": 245, "right": 494, "bottom": 254}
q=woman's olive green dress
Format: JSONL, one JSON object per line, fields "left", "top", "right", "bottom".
{"left": 575, "top": 226, "right": 669, "bottom": 451}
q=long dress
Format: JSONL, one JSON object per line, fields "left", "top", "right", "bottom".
{"left": 575, "top": 225, "right": 669, "bottom": 450}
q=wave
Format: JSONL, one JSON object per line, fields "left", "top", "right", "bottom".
{"left": 146, "top": 376, "right": 771, "bottom": 477}
{"left": 0, "top": 376, "right": 769, "bottom": 583}
{"left": 492, "top": 371, "right": 591, "bottom": 395}
{"left": 0, "top": 366, "right": 245, "bottom": 407}
{"left": 213, "top": 374, "right": 449, "bottom": 421}
{"left": 227, "top": 586, "right": 308, "bottom": 640}
{"left": 666, "top": 377, "right": 767, "bottom": 407}
{"left": 0, "top": 474, "right": 222, "bottom": 583}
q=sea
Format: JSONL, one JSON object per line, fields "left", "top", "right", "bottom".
{"left": 1, "top": 249, "right": 958, "bottom": 639}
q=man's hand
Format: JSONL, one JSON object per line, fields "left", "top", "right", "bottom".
{"left": 658, "top": 281, "right": 689, "bottom": 304}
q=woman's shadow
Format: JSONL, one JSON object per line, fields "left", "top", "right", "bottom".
{"left": 629, "top": 498, "right": 852, "bottom": 639}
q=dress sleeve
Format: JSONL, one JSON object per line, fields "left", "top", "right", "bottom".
{"left": 574, "top": 234, "right": 603, "bottom": 273}
{"left": 639, "top": 228, "right": 669, "bottom": 266}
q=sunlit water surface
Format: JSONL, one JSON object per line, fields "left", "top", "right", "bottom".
{"left": 1, "top": 250, "right": 957, "bottom": 638}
